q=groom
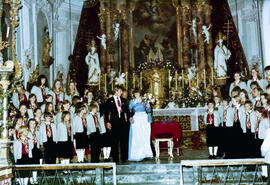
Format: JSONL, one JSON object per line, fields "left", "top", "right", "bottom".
{"left": 105, "top": 85, "right": 130, "bottom": 163}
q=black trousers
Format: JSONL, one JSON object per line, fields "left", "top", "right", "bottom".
{"left": 44, "top": 138, "right": 56, "bottom": 164}
{"left": 89, "top": 131, "right": 101, "bottom": 162}
{"left": 111, "top": 120, "right": 129, "bottom": 163}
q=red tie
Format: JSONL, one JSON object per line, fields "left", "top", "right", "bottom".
{"left": 117, "top": 97, "right": 122, "bottom": 112}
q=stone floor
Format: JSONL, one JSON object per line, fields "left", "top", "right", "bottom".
{"left": 122, "top": 149, "right": 209, "bottom": 165}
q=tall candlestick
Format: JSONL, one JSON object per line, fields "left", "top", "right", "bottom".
{"left": 140, "top": 71, "right": 142, "bottom": 89}
{"left": 181, "top": 69, "right": 184, "bottom": 88}
{"left": 168, "top": 70, "right": 171, "bottom": 89}
{"left": 211, "top": 67, "right": 214, "bottom": 86}
{"left": 126, "top": 72, "right": 128, "bottom": 89}
{"left": 175, "top": 71, "right": 178, "bottom": 90}
{"left": 197, "top": 72, "right": 199, "bottom": 87}
{"left": 204, "top": 69, "right": 206, "bottom": 89}
{"left": 133, "top": 73, "right": 135, "bottom": 89}
{"left": 105, "top": 73, "right": 107, "bottom": 93}
{"left": 98, "top": 73, "right": 101, "bottom": 90}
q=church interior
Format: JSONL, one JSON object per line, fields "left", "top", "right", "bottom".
{"left": 1, "top": 0, "right": 270, "bottom": 184}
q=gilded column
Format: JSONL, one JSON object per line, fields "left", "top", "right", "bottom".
{"left": 172, "top": 0, "right": 183, "bottom": 68}
{"left": 129, "top": 3, "right": 135, "bottom": 69}
{"left": 120, "top": 5, "right": 129, "bottom": 73}
{"left": 98, "top": 6, "right": 106, "bottom": 73}
{"left": 196, "top": 2, "right": 206, "bottom": 71}
{"left": 182, "top": 2, "right": 191, "bottom": 68}
{"left": 204, "top": 3, "right": 213, "bottom": 73}
{"left": 105, "top": 2, "right": 112, "bottom": 73}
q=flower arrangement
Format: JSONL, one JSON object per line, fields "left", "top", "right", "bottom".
{"left": 142, "top": 93, "right": 156, "bottom": 105}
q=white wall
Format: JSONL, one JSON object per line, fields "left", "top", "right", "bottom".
{"left": 262, "top": 0, "right": 270, "bottom": 67}
{"left": 228, "top": 0, "right": 263, "bottom": 72}
{"left": 16, "top": 0, "right": 83, "bottom": 88}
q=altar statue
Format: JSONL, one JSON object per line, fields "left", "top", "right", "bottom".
{"left": 97, "top": 34, "right": 106, "bottom": 50}
{"left": 188, "top": 18, "right": 197, "bottom": 39}
{"left": 115, "top": 73, "right": 125, "bottom": 85}
{"left": 214, "top": 32, "right": 231, "bottom": 77}
{"left": 85, "top": 40, "right": 101, "bottom": 83}
{"left": 113, "top": 23, "right": 120, "bottom": 40}
{"left": 202, "top": 24, "right": 211, "bottom": 44}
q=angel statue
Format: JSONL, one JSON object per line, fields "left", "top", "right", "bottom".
{"left": 85, "top": 40, "right": 101, "bottom": 83}
{"left": 97, "top": 34, "right": 106, "bottom": 50}
{"left": 214, "top": 32, "right": 231, "bottom": 77}
{"left": 115, "top": 73, "right": 126, "bottom": 85}
{"left": 202, "top": 24, "right": 211, "bottom": 44}
{"left": 113, "top": 23, "right": 120, "bottom": 40}
{"left": 187, "top": 18, "right": 197, "bottom": 39}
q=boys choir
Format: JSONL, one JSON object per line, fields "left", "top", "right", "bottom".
{"left": 205, "top": 66, "right": 270, "bottom": 159}
{"left": 9, "top": 65, "right": 270, "bottom": 183}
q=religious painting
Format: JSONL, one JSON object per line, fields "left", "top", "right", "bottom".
{"left": 133, "top": 0, "right": 177, "bottom": 67}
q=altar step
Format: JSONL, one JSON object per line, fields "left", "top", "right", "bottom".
{"left": 102, "top": 163, "right": 267, "bottom": 185}
{"left": 29, "top": 161, "right": 267, "bottom": 184}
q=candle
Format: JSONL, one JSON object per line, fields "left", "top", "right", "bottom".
{"left": 197, "top": 72, "right": 199, "bottom": 87}
{"left": 105, "top": 73, "right": 107, "bottom": 93}
{"left": 188, "top": 79, "right": 190, "bottom": 88}
{"left": 6, "top": 27, "right": 10, "bottom": 41}
{"left": 168, "top": 70, "right": 171, "bottom": 89}
{"left": 140, "top": 71, "right": 142, "bottom": 89}
{"left": 175, "top": 71, "right": 178, "bottom": 90}
{"left": 181, "top": 69, "right": 184, "bottom": 88}
{"left": 126, "top": 72, "right": 128, "bottom": 89}
{"left": 98, "top": 73, "right": 101, "bottom": 90}
{"left": 112, "top": 80, "right": 114, "bottom": 91}
{"left": 204, "top": 69, "right": 206, "bottom": 89}
{"left": 211, "top": 67, "right": 214, "bottom": 86}
{"left": 133, "top": 73, "right": 135, "bottom": 89}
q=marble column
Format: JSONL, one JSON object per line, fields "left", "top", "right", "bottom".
{"left": 182, "top": 2, "right": 191, "bottom": 68}
{"left": 196, "top": 2, "right": 206, "bottom": 71}
{"left": 204, "top": 3, "right": 213, "bottom": 73}
{"left": 120, "top": 5, "right": 129, "bottom": 73}
{"left": 98, "top": 6, "right": 106, "bottom": 73}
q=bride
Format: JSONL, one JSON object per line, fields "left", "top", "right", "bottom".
{"left": 128, "top": 89, "right": 153, "bottom": 161}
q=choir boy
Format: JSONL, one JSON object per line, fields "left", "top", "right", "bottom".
{"left": 73, "top": 102, "right": 90, "bottom": 163}
{"left": 14, "top": 126, "right": 33, "bottom": 185}
{"left": 87, "top": 104, "right": 106, "bottom": 162}
{"left": 40, "top": 112, "right": 57, "bottom": 164}
{"left": 204, "top": 100, "right": 220, "bottom": 159}
{"left": 239, "top": 101, "right": 257, "bottom": 158}
{"left": 254, "top": 107, "right": 270, "bottom": 157}
{"left": 56, "top": 111, "right": 74, "bottom": 164}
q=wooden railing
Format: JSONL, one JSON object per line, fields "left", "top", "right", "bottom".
{"left": 13, "top": 162, "right": 117, "bottom": 185}
{"left": 180, "top": 158, "right": 266, "bottom": 185}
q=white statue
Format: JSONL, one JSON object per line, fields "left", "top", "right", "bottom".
{"left": 113, "top": 23, "right": 120, "bottom": 40}
{"left": 214, "top": 32, "right": 231, "bottom": 77}
{"left": 202, "top": 24, "right": 211, "bottom": 44}
{"left": 115, "top": 73, "right": 125, "bottom": 85}
{"left": 188, "top": 18, "right": 197, "bottom": 39}
{"left": 85, "top": 40, "right": 101, "bottom": 83}
{"left": 97, "top": 34, "right": 106, "bottom": 50}
{"left": 23, "top": 47, "right": 33, "bottom": 88}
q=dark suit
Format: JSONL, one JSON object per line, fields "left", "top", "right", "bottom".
{"left": 105, "top": 96, "right": 129, "bottom": 162}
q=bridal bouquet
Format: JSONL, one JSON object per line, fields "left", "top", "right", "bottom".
{"left": 142, "top": 93, "right": 156, "bottom": 105}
